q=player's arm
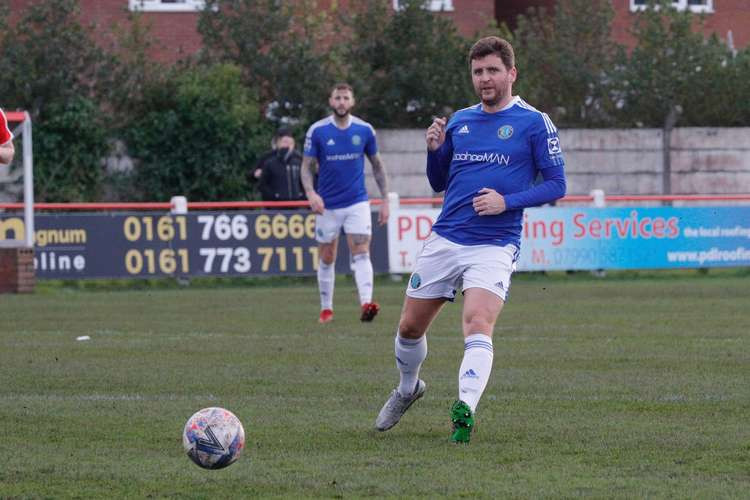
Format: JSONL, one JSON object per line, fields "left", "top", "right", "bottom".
{"left": 503, "top": 118, "right": 566, "bottom": 210}
{"left": 301, "top": 155, "right": 324, "bottom": 214}
{"left": 0, "top": 110, "right": 14, "bottom": 165}
{"left": 367, "top": 152, "right": 390, "bottom": 225}
{"left": 426, "top": 117, "right": 451, "bottom": 192}
{"left": 300, "top": 155, "right": 317, "bottom": 193}
{"left": 426, "top": 144, "right": 452, "bottom": 192}
{"left": 503, "top": 165, "right": 566, "bottom": 210}
{"left": 474, "top": 116, "right": 566, "bottom": 216}
{"left": 474, "top": 166, "right": 566, "bottom": 216}
{"left": 0, "top": 139, "right": 14, "bottom": 165}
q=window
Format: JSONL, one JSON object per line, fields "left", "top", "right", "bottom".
{"left": 630, "top": 0, "right": 713, "bottom": 13}
{"left": 392, "top": 0, "right": 454, "bottom": 12}
{"left": 129, "top": 0, "right": 205, "bottom": 12}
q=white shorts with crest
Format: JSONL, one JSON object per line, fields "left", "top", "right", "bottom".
{"left": 315, "top": 200, "right": 372, "bottom": 243}
{"left": 406, "top": 232, "right": 518, "bottom": 302}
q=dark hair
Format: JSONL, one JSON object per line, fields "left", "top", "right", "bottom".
{"left": 330, "top": 82, "right": 354, "bottom": 95}
{"left": 275, "top": 127, "right": 293, "bottom": 139}
{"left": 468, "top": 36, "right": 515, "bottom": 70}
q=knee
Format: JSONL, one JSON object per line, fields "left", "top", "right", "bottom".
{"left": 349, "top": 236, "right": 371, "bottom": 255}
{"left": 398, "top": 318, "right": 425, "bottom": 339}
{"left": 319, "top": 248, "right": 335, "bottom": 265}
{"left": 464, "top": 315, "right": 493, "bottom": 335}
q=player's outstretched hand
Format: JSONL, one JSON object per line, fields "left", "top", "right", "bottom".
{"left": 307, "top": 191, "right": 325, "bottom": 214}
{"left": 426, "top": 117, "right": 447, "bottom": 151}
{"left": 472, "top": 187, "right": 506, "bottom": 216}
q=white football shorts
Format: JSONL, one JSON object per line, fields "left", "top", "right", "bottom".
{"left": 315, "top": 200, "right": 372, "bottom": 243}
{"left": 406, "top": 232, "right": 519, "bottom": 302}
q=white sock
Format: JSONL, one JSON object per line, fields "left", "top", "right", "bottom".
{"left": 395, "top": 333, "right": 427, "bottom": 397}
{"left": 317, "top": 260, "right": 334, "bottom": 310}
{"left": 350, "top": 252, "right": 373, "bottom": 304}
{"left": 458, "top": 333, "right": 494, "bottom": 413}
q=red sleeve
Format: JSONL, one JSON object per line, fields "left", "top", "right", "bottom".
{"left": 0, "top": 109, "right": 13, "bottom": 144}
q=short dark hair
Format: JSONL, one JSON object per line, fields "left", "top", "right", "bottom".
{"left": 275, "top": 127, "right": 293, "bottom": 139}
{"left": 468, "top": 36, "right": 515, "bottom": 70}
{"left": 330, "top": 82, "right": 354, "bottom": 95}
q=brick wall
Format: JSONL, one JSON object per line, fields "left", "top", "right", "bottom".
{"left": 439, "top": 0, "right": 497, "bottom": 38}
{"left": 0, "top": 247, "right": 35, "bottom": 293}
{"left": 9, "top": 0, "right": 204, "bottom": 64}
{"left": 611, "top": 0, "right": 750, "bottom": 50}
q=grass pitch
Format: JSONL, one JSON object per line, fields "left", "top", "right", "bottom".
{"left": 1, "top": 271, "right": 749, "bottom": 498}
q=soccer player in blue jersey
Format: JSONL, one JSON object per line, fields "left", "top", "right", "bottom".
{"left": 375, "top": 36, "right": 567, "bottom": 443}
{"left": 300, "top": 83, "right": 390, "bottom": 324}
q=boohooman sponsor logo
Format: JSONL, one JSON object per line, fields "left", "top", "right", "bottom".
{"left": 325, "top": 152, "right": 361, "bottom": 161}
{"left": 452, "top": 151, "right": 510, "bottom": 166}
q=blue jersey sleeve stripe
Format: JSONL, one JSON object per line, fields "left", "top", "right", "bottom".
{"left": 306, "top": 116, "right": 332, "bottom": 137}
{"left": 304, "top": 117, "right": 334, "bottom": 156}
{"left": 541, "top": 112, "right": 557, "bottom": 134}
{"left": 454, "top": 103, "right": 482, "bottom": 115}
{"left": 516, "top": 98, "right": 538, "bottom": 112}
{"left": 351, "top": 115, "right": 376, "bottom": 136}
{"left": 517, "top": 99, "right": 557, "bottom": 135}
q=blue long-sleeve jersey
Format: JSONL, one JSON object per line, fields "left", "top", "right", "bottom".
{"left": 427, "top": 97, "right": 567, "bottom": 248}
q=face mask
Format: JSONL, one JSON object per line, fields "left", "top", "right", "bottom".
{"left": 276, "top": 147, "right": 291, "bottom": 160}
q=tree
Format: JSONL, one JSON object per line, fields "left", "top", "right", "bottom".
{"left": 609, "top": 0, "right": 750, "bottom": 195}
{"left": 101, "top": 10, "right": 167, "bottom": 122}
{"left": 676, "top": 39, "right": 750, "bottom": 127}
{"left": 0, "top": 0, "right": 113, "bottom": 201}
{"left": 197, "top": 0, "right": 342, "bottom": 126}
{"left": 717, "top": 48, "right": 750, "bottom": 126}
{"left": 32, "top": 97, "right": 109, "bottom": 201}
{"left": 124, "top": 63, "right": 269, "bottom": 201}
{"left": 0, "top": 0, "right": 111, "bottom": 118}
{"left": 345, "top": 0, "right": 473, "bottom": 127}
{"left": 613, "top": 0, "right": 734, "bottom": 128}
{"left": 510, "top": 0, "right": 621, "bottom": 127}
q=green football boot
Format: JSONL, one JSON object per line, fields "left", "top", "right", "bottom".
{"left": 450, "top": 400, "right": 474, "bottom": 444}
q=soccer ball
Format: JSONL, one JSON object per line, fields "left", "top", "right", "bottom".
{"left": 182, "top": 407, "right": 245, "bottom": 469}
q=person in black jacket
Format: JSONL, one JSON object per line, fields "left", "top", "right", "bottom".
{"left": 252, "top": 127, "right": 307, "bottom": 201}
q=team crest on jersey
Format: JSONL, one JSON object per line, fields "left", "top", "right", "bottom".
{"left": 351, "top": 135, "right": 361, "bottom": 146}
{"left": 497, "top": 125, "right": 513, "bottom": 139}
{"left": 547, "top": 137, "right": 561, "bottom": 155}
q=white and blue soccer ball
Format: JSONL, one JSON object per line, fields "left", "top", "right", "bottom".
{"left": 183, "top": 407, "right": 245, "bottom": 469}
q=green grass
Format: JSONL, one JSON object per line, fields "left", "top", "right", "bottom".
{"left": 1, "top": 272, "right": 749, "bottom": 498}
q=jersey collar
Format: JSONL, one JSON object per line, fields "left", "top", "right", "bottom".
{"left": 477, "top": 96, "right": 520, "bottom": 114}
{"left": 500, "top": 96, "right": 520, "bottom": 111}
{"left": 330, "top": 114, "right": 352, "bottom": 130}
